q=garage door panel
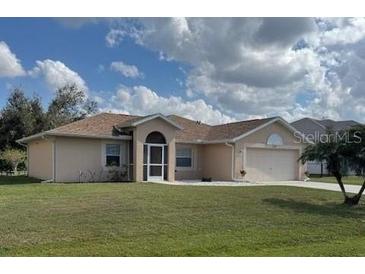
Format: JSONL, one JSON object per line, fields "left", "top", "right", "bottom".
{"left": 245, "top": 148, "right": 298, "bottom": 181}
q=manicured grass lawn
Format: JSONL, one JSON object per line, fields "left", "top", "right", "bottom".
{"left": 310, "top": 175, "right": 364, "bottom": 185}
{"left": 1, "top": 176, "right": 365, "bottom": 256}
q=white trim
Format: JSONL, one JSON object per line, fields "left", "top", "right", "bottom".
{"left": 232, "top": 117, "right": 313, "bottom": 144}
{"left": 17, "top": 132, "right": 132, "bottom": 143}
{"left": 132, "top": 113, "right": 183, "bottom": 130}
{"left": 145, "top": 143, "right": 167, "bottom": 181}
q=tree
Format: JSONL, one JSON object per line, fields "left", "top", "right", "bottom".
{"left": 46, "top": 84, "right": 97, "bottom": 128}
{"left": 0, "top": 148, "right": 26, "bottom": 174}
{"left": 0, "top": 89, "right": 48, "bottom": 151}
{"left": 300, "top": 126, "right": 365, "bottom": 206}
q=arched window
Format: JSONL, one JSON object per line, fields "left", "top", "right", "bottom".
{"left": 145, "top": 131, "right": 166, "bottom": 144}
{"left": 267, "top": 133, "right": 283, "bottom": 145}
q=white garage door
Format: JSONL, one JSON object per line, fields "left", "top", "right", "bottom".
{"left": 245, "top": 148, "right": 298, "bottom": 181}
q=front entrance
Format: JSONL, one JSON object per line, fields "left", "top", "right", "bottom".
{"left": 147, "top": 144, "right": 165, "bottom": 181}
{"left": 143, "top": 131, "right": 168, "bottom": 181}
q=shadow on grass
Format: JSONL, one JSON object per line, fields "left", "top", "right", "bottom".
{"left": 263, "top": 198, "right": 365, "bottom": 219}
{"left": 0, "top": 176, "right": 41, "bottom": 185}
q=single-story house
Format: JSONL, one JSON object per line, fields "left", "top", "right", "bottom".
{"left": 18, "top": 113, "right": 308, "bottom": 183}
{"left": 291, "top": 117, "right": 360, "bottom": 175}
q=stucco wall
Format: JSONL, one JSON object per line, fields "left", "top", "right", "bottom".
{"left": 133, "top": 118, "right": 177, "bottom": 182}
{"left": 201, "top": 144, "right": 233, "bottom": 181}
{"left": 54, "top": 137, "right": 129, "bottom": 182}
{"left": 175, "top": 143, "right": 204, "bottom": 180}
{"left": 234, "top": 121, "right": 306, "bottom": 180}
{"left": 28, "top": 138, "right": 53, "bottom": 180}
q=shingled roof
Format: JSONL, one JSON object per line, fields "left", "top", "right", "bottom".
{"left": 48, "top": 113, "right": 140, "bottom": 137}
{"left": 168, "top": 115, "right": 276, "bottom": 142}
{"left": 18, "top": 112, "right": 281, "bottom": 143}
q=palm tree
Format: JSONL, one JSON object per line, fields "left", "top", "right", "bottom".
{"left": 300, "top": 126, "right": 365, "bottom": 206}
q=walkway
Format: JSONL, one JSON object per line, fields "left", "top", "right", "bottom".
{"left": 152, "top": 180, "right": 362, "bottom": 194}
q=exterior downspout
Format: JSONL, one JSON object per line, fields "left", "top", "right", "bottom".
{"left": 224, "top": 142, "right": 235, "bottom": 181}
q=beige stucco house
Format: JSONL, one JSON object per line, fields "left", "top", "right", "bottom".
{"left": 18, "top": 112, "right": 308, "bottom": 183}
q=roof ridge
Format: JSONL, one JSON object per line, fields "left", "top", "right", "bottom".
{"left": 168, "top": 114, "right": 212, "bottom": 127}
{"left": 212, "top": 116, "right": 276, "bottom": 127}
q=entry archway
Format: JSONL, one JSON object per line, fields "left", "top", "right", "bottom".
{"left": 143, "top": 131, "right": 168, "bottom": 181}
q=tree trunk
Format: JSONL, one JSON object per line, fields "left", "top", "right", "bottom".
{"left": 13, "top": 163, "right": 18, "bottom": 175}
{"left": 320, "top": 162, "right": 323, "bottom": 178}
{"left": 333, "top": 172, "right": 349, "bottom": 203}
{"left": 345, "top": 180, "right": 365, "bottom": 206}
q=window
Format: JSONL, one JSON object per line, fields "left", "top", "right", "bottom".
{"left": 176, "top": 148, "right": 192, "bottom": 168}
{"left": 106, "top": 144, "right": 120, "bottom": 167}
{"left": 145, "top": 131, "right": 166, "bottom": 144}
{"left": 267, "top": 133, "right": 283, "bottom": 145}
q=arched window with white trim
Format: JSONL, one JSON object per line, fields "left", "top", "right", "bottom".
{"left": 267, "top": 133, "right": 283, "bottom": 145}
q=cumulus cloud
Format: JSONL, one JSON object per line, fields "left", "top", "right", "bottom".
{"left": 99, "top": 85, "right": 233, "bottom": 125}
{"left": 0, "top": 41, "right": 25, "bottom": 77}
{"left": 106, "top": 29, "right": 126, "bottom": 47}
{"left": 30, "top": 59, "right": 88, "bottom": 92}
{"left": 106, "top": 18, "right": 365, "bottom": 123}
{"left": 110, "top": 61, "right": 142, "bottom": 78}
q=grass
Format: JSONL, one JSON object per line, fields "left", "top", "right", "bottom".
{"left": 1, "top": 176, "right": 365, "bottom": 256}
{"left": 309, "top": 175, "right": 364, "bottom": 186}
{"left": 0, "top": 175, "right": 40, "bottom": 185}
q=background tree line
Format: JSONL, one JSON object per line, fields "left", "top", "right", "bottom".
{"left": 0, "top": 84, "right": 97, "bottom": 173}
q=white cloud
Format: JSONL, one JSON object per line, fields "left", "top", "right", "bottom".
{"left": 105, "top": 29, "right": 126, "bottom": 47}
{"left": 0, "top": 41, "right": 25, "bottom": 77}
{"left": 30, "top": 59, "right": 88, "bottom": 92}
{"left": 110, "top": 61, "right": 142, "bottom": 78}
{"left": 320, "top": 18, "right": 365, "bottom": 45}
{"left": 107, "top": 18, "right": 365, "bottom": 123}
{"left": 99, "top": 85, "right": 233, "bottom": 125}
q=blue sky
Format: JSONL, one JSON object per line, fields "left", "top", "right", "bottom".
{"left": 1, "top": 18, "right": 365, "bottom": 124}
{"left": 0, "top": 18, "right": 188, "bottom": 108}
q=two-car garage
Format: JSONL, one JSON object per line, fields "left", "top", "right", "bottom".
{"left": 244, "top": 147, "right": 300, "bottom": 182}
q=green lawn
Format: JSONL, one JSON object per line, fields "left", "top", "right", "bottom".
{"left": 1, "top": 176, "right": 365, "bottom": 256}
{"left": 309, "top": 175, "right": 364, "bottom": 185}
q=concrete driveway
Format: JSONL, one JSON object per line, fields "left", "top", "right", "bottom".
{"left": 155, "top": 180, "right": 363, "bottom": 195}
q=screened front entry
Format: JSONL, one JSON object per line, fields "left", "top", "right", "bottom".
{"left": 143, "top": 132, "right": 168, "bottom": 181}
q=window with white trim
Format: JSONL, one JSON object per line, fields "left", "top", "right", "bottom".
{"left": 176, "top": 148, "right": 192, "bottom": 168}
{"left": 267, "top": 133, "right": 283, "bottom": 145}
{"left": 105, "top": 144, "right": 121, "bottom": 167}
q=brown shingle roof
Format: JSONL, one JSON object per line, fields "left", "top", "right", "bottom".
{"left": 168, "top": 115, "right": 276, "bottom": 142}
{"left": 168, "top": 115, "right": 212, "bottom": 142}
{"left": 208, "top": 117, "right": 276, "bottom": 141}
{"left": 48, "top": 112, "right": 140, "bottom": 137}
{"left": 19, "top": 112, "right": 278, "bottom": 143}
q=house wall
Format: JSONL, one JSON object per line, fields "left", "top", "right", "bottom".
{"left": 175, "top": 143, "right": 204, "bottom": 180}
{"left": 234, "top": 121, "right": 306, "bottom": 180}
{"left": 54, "top": 137, "right": 129, "bottom": 182}
{"left": 27, "top": 138, "right": 53, "bottom": 180}
{"left": 174, "top": 143, "right": 232, "bottom": 181}
{"left": 201, "top": 144, "right": 233, "bottom": 180}
{"left": 133, "top": 118, "right": 177, "bottom": 182}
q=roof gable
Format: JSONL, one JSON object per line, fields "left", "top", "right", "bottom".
{"left": 125, "top": 113, "right": 183, "bottom": 129}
